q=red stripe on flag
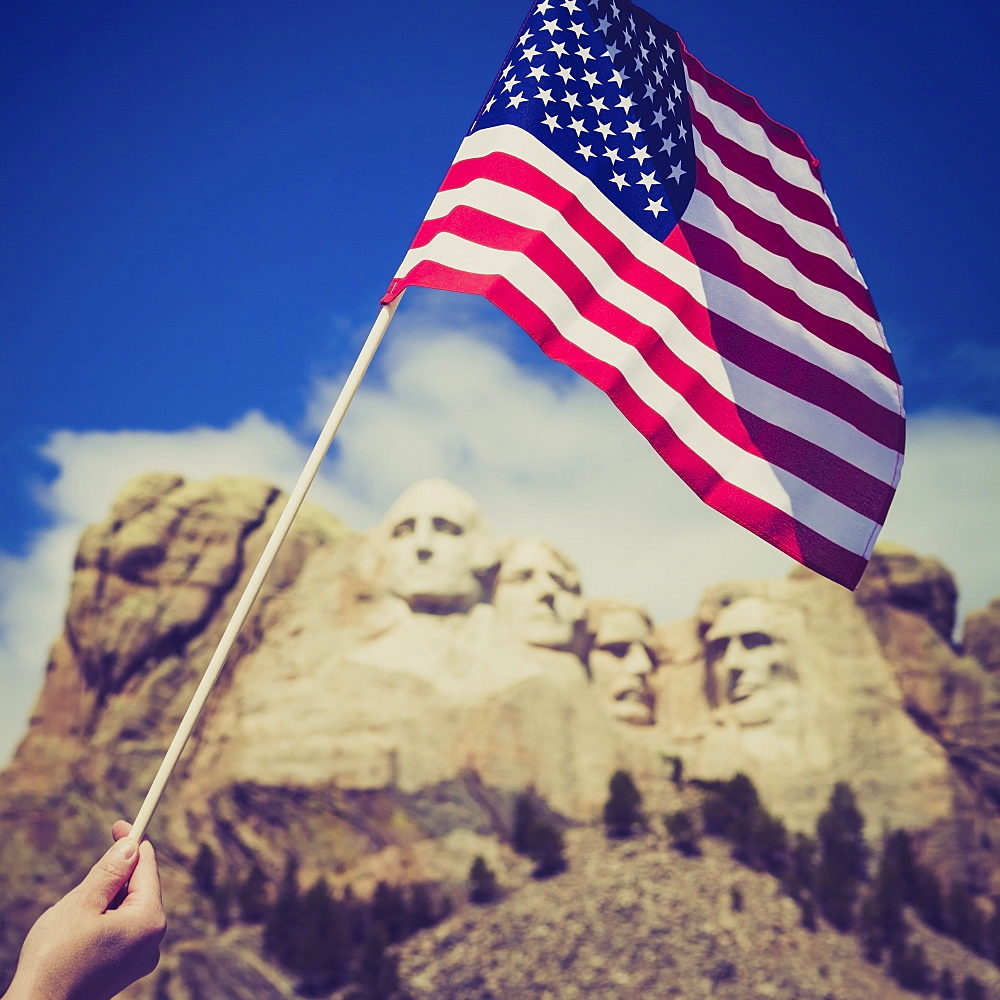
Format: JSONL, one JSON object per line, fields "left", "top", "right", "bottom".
{"left": 681, "top": 220, "right": 902, "bottom": 395}
{"left": 681, "top": 47, "right": 822, "bottom": 180}
{"left": 692, "top": 149, "right": 880, "bottom": 323}
{"left": 438, "top": 150, "right": 901, "bottom": 405}
{"left": 690, "top": 105, "right": 844, "bottom": 239}
{"left": 410, "top": 204, "right": 896, "bottom": 521}
{"left": 386, "top": 259, "right": 872, "bottom": 589}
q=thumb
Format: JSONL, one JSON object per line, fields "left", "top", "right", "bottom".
{"left": 78, "top": 836, "right": 140, "bottom": 911}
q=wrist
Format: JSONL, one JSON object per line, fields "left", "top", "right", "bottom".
{"left": 3, "top": 963, "right": 72, "bottom": 1000}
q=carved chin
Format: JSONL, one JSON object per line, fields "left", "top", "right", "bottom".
{"left": 522, "top": 618, "right": 574, "bottom": 648}
{"left": 611, "top": 697, "right": 655, "bottom": 726}
{"left": 730, "top": 696, "right": 774, "bottom": 727}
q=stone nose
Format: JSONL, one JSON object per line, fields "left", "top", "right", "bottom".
{"left": 410, "top": 519, "right": 436, "bottom": 555}
{"left": 622, "top": 643, "right": 653, "bottom": 677}
{"left": 719, "top": 639, "right": 745, "bottom": 671}
{"left": 727, "top": 666, "right": 744, "bottom": 697}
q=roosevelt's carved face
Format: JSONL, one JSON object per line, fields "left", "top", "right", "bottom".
{"left": 706, "top": 597, "right": 798, "bottom": 727}
{"left": 494, "top": 540, "right": 583, "bottom": 649}
{"left": 379, "top": 479, "right": 493, "bottom": 615}
{"left": 588, "top": 604, "right": 656, "bottom": 725}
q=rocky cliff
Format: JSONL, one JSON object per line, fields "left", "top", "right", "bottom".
{"left": 1, "top": 473, "right": 998, "bottom": 998}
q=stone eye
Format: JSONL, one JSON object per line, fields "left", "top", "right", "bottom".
{"left": 600, "top": 642, "right": 630, "bottom": 659}
{"left": 392, "top": 518, "right": 415, "bottom": 538}
{"left": 741, "top": 632, "right": 773, "bottom": 650}
{"left": 433, "top": 517, "right": 463, "bottom": 535}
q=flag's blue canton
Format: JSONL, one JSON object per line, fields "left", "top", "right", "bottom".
{"left": 470, "top": 0, "right": 696, "bottom": 242}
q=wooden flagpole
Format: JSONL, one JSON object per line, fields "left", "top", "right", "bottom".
{"left": 129, "top": 292, "right": 404, "bottom": 844}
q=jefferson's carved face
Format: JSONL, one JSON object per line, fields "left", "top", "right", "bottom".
{"left": 380, "top": 480, "right": 492, "bottom": 615}
{"left": 494, "top": 540, "right": 583, "bottom": 648}
{"left": 706, "top": 598, "right": 798, "bottom": 727}
{"left": 589, "top": 605, "right": 656, "bottom": 725}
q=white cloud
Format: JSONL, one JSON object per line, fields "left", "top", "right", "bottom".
{"left": 880, "top": 411, "right": 1000, "bottom": 621}
{"left": 2, "top": 293, "right": 999, "bottom": 764}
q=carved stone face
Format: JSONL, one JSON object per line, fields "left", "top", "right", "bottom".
{"left": 379, "top": 479, "right": 493, "bottom": 615}
{"left": 706, "top": 597, "right": 798, "bottom": 727}
{"left": 494, "top": 539, "right": 583, "bottom": 649}
{"left": 589, "top": 605, "right": 656, "bottom": 725}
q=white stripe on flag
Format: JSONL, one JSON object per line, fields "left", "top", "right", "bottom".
{"left": 420, "top": 174, "right": 900, "bottom": 480}
{"left": 441, "top": 126, "right": 902, "bottom": 412}
{"left": 396, "top": 228, "right": 882, "bottom": 554}
{"left": 683, "top": 185, "right": 884, "bottom": 344}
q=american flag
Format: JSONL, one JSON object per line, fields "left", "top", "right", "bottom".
{"left": 383, "top": 0, "right": 904, "bottom": 590}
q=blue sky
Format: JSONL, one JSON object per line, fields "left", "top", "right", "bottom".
{"left": 2, "top": 0, "right": 998, "bottom": 759}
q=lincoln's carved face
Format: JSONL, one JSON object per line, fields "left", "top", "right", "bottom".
{"left": 588, "top": 604, "right": 656, "bottom": 725}
{"left": 494, "top": 540, "right": 583, "bottom": 649}
{"left": 706, "top": 597, "right": 798, "bottom": 727}
{"left": 379, "top": 479, "right": 493, "bottom": 615}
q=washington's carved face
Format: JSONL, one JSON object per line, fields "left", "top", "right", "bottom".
{"left": 380, "top": 480, "right": 492, "bottom": 615}
{"left": 589, "top": 605, "right": 656, "bottom": 725}
{"left": 706, "top": 598, "right": 798, "bottom": 727}
{"left": 494, "top": 540, "right": 583, "bottom": 648}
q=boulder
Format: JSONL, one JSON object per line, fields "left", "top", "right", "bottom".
{"left": 963, "top": 598, "right": 1000, "bottom": 674}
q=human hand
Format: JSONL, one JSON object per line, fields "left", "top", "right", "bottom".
{"left": 3, "top": 821, "right": 166, "bottom": 1000}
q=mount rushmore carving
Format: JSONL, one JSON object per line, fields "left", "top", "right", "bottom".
{"left": 19, "top": 471, "right": 965, "bottom": 839}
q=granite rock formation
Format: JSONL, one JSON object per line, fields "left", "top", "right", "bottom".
{"left": 964, "top": 598, "right": 1000, "bottom": 675}
{"left": 1, "top": 474, "right": 998, "bottom": 999}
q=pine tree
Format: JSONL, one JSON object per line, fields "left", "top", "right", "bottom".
{"left": 947, "top": 882, "right": 984, "bottom": 954}
{"left": 664, "top": 809, "right": 701, "bottom": 856}
{"left": 293, "top": 878, "right": 351, "bottom": 990}
{"left": 792, "top": 833, "right": 817, "bottom": 893}
{"left": 939, "top": 967, "right": 956, "bottom": 999}
{"left": 468, "top": 855, "right": 500, "bottom": 904}
{"left": 961, "top": 975, "right": 986, "bottom": 1000}
{"left": 343, "top": 885, "right": 368, "bottom": 947}
{"left": 700, "top": 773, "right": 789, "bottom": 874}
{"left": 371, "top": 881, "right": 409, "bottom": 944}
{"left": 986, "top": 896, "right": 1000, "bottom": 967}
{"left": 701, "top": 773, "right": 760, "bottom": 840}
{"left": 212, "top": 882, "right": 232, "bottom": 931}
{"left": 889, "top": 940, "right": 933, "bottom": 993}
{"left": 861, "top": 833, "right": 907, "bottom": 958}
{"left": 530, "top": 820, "right": 567, "bottom": 879}
{"left": 748, "top": 811, "right": 788, "bottom": 876}
{"left": 914, "top": 863, "right": 947, "bottom": 932}
{"left": 857, "top": 891, "right": 885, "bottom": 964}
{"left": 408, "top": 884, "right": 436, "bottom": 931}
{"left": 236, "top": 862, "right": 269, "bottom": 923}
{"left": 604, "top": 770, "right": 643, "bottom": 838}
{"left": 349, "top": 923, "right": 407, "bottom": 1000}
{"left": 665, "top": 755, "right": 684, "bottom": 787}
{"left": 799, "top": 896, "right": 817, "bottom": 932}
{"left": 782, "top": 832, "right": 817, "bottom": 904}
{"left": 884, "top": 829, "right": 920, "bottom": 906}
{"left": 264, "top": 855, "right": 300, "bottom": 967}
{"left": 512, "top": 792, "right": 540, "bottom": 856}
{"left": 192, "top": 843, "right": 217, "bottom": 896}
{"left": 511, "top": 789, "right": 568, "bottom": 875}
{"left": 815, "top": 782, "right": 867, "bottom": 932}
